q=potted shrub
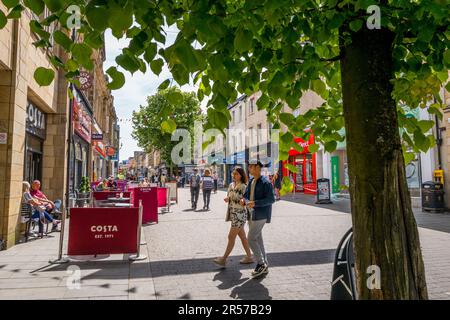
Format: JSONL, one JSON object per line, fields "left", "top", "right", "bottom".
{"left": 76, "top": 176, "right": 91, "bottom": 207}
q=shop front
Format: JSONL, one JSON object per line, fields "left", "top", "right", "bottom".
{"left": 208, "top": 151, "right": 226, "bottom": 185}
{"left": 226, "top": 150, "right": 247, "bottom": 185}
{"left": 93, "top": 140, "right": 107, "bottom": 181}
{"left": 24, "top": 101, "right": 46, "bottom": 183}
{"left": 282, "top": 133, "right": 317, "bottom": 195}
{"left": 70, "top": 89, "right": 92, "bottom": 193}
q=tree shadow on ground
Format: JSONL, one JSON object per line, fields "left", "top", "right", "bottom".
{"left": 33, "top": 249, "right": 335, "bottom": 281}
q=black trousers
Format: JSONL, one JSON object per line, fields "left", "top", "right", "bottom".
{"left": 203, "top": 189, "right": 212, "bottom": 208}
{"left": 190, "top": 187, "right": 200, "bottom": 207}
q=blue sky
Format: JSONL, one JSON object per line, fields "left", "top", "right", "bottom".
{"left": 104, "top": 28, "right": 204, "bottom": 161}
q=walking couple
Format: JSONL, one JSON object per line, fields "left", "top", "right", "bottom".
{"left": 213, "top": 161, "right": 276, "bottom": 279}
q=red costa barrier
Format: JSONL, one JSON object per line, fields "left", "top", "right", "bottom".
{"left": 132, "top": 187, "right": 158, "bottom": 224}
{"left": 68, "top": 207, "right": 139, "bottom": 255}
{"left": 157, "top": 187, "right": 167, "bottom": 207}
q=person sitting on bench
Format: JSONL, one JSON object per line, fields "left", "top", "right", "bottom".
{"left": 30, "top": 180, "right": 62, "bottom": 215}
{"left": 23, "top": 181, "right": 60, "bottom": 235}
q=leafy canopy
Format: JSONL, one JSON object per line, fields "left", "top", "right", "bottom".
{"left": 1, "top": 0, "right": 449, "bottom": 176}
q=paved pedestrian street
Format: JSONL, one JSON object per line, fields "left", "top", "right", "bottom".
{"left": 0, "top": 188, "right": 449, "bottom": 300}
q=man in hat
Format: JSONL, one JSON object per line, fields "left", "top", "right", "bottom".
{"left": 106, "top": 176, "right": 117, "bottom": 190}
{"left": 241, "top": 160, "right": 275, "bottom": 278}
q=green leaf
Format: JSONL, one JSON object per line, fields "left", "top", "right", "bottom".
{"left": 161, "top": 119, "right": 177, "bottom": 134}
{"left": 50, "top": 55, "right": 64, "bottom": 68}
{"left": 65, "top": 59, "right": 78, "bottom": 72}
{"left": 324, "top": 141, "right": 337, "bottom": 152}
{"left": 286, "top": 91, "right": 301, "bottom": 109}
{"left": 144, "top": 43, "right": 158, "bottom": 64}
{"left": 84, "top": 32, "right": 104, "bottom": 49}
{"left": 234, "top": 28, "right": 253, "bottom": 53}
{"left": 23, "top": 0, "right": 44, "bottom": 15}
{"left": 150, "top": 58, "right": 164, "bottom": 75}
{"left": 53, "top": 30, "right": 72, "bottom": 51}
{"left": 2, "top": 0, "right": 19, "bottom": 9}
{"left": 34, "top": 67, "right": 55, "bottom": 86}
{"left": 280, "top": 113, "right": 295, "bottom": 126}
{"left": 71, "top": 43, "right": 93, "bottom": 70}
{"left": 106, "top": 66, "right": 125, "bottom": 90}
{"left": 0, "top": 10, "right": 7, "bottom": 29}
{"left": 285, "top": 163, "right": 298, "bottom": 173}
{"left": 30, "top": 21, "right": 50, "bottom": 40}
{"left": 7, "top": 4, "right": 24, "bottom": 19}
{"left": 256, "top": 94, "right": 270, "bottom": 110}
{"left": 85, "top": 4, "right": 109, "bottom": 31}
{"left": 403, "top": 152, "right": 415, "bottom": 165}
{"left": 413, "top": 130, "right": 430, "bottom": 152}
{"left": 108, "top": 2, "right": 133, "bottom": 36}
{"left": 167, "top": 91, "right": 184, "bottom": 105}
{"left": 158, "top": 79, "right": 171, "bottom": 90}
{"left": 308, "top": 143, "right": 319, "bottom": 153}
{"left": 311, "top": 79, "right": 326, "bottom": 97}
{"left": 443, "top": 49, "right": 450, "bottom": 67}
{"left": 446, "top": 82, "right": 450, "bottom": 93}
{"left": 43, "top": 0, "right": 63, "bottom": 12}
{"left": 116, "top": 53, "right": 140, "bottom": 74}
{"left": 349, "top": 19, "right": 363, "bottom": 32}
{"left": 417, "top": 120, "right": 434, "bottom": 133}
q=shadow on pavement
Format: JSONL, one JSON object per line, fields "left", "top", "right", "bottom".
{"left": 283, "top": 193, "right": 450, "bottom": 234}
{"left": 213, "top": 268, "right": 272, "bottom": 300}
{"left": 33, "top": 249, "right": 335, "bottom": 280}
{"left": 281, "top": 193, "right": 351, "bottom": 214}
{"left": 230, "top": 275, "right": 272, "bottom": 300}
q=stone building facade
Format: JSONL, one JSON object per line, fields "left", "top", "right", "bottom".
{"left": 0, "top": 6, "right": 119, "bottom": 249}
{"left": 0, "top": 6, "right": 69, "bottom": 248}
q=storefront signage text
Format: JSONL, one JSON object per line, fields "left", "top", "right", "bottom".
{"left": 73, "top": 98, "right": 92, "bottom": 143}
{"left": 26, "top": 102, "right": 46, "bottom": 139}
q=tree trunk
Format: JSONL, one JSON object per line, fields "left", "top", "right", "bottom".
{"left": 339, "top": 27, "right": 428, "bottom": 299}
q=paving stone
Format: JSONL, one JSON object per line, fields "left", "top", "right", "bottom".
{"left": 0, "top": 188, "right": 449, "bottom": 299}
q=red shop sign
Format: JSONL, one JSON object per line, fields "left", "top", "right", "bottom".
{"left": 132, "top": 187, "right": 158, "bottom": 224}
{"left": 73, "top": 98, "right": 92, "bottom": 143}
{"left": 289, "top": 133, "right": 315, "bottom": 156}
{"left": 68, "top": 207, "right": 139, "bottom": 256}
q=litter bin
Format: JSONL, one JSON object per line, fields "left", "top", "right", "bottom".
{"left": 422, "top": 181, "right": 445, "bottom": 213}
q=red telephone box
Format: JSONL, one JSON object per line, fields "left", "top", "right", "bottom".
{"left": 282, "top": 132, "right": 317, "bottom": 194}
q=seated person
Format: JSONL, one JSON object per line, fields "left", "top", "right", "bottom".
{"left": 95, "top": 178, "right": 108, "bottom": 191}
{"left": 23, "top": 181, "right": 60, "bottom": 234}
{"left": 107, "top": 177, "right": 117, "bottom": 190}
{"left": 30, "top": 180, "right": 61, "bottom": 215}
{"left": 139, "top": 177, "right": 150, "bottom": 187}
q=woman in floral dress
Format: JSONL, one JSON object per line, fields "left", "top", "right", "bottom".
{"left": 213, "top": 167, "right": 254, "bottom": 267}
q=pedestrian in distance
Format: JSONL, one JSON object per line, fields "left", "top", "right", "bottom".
{"left": 189, "top": 169, "right": 201, "bottom": 210}
{"left": 201, "top": 169, "right": 215, "bottom": 211}
{"left": 240, "top": 160, "right": 275, "bottom": 278}
{"left": 213, "top": 167, "right": 254, "bottom": 267}
{"left": 272, "top": 171, "right": 282, "bottom": 201}
{"left": 160, "top": 173, "right": 166, "bottom": 187}
{"left": 213, "top": 171, "right": 219, "bottom": 194}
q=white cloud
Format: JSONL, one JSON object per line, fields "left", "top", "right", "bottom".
{"left": 104, "top": 28, "right": 207, "bottom": 162}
